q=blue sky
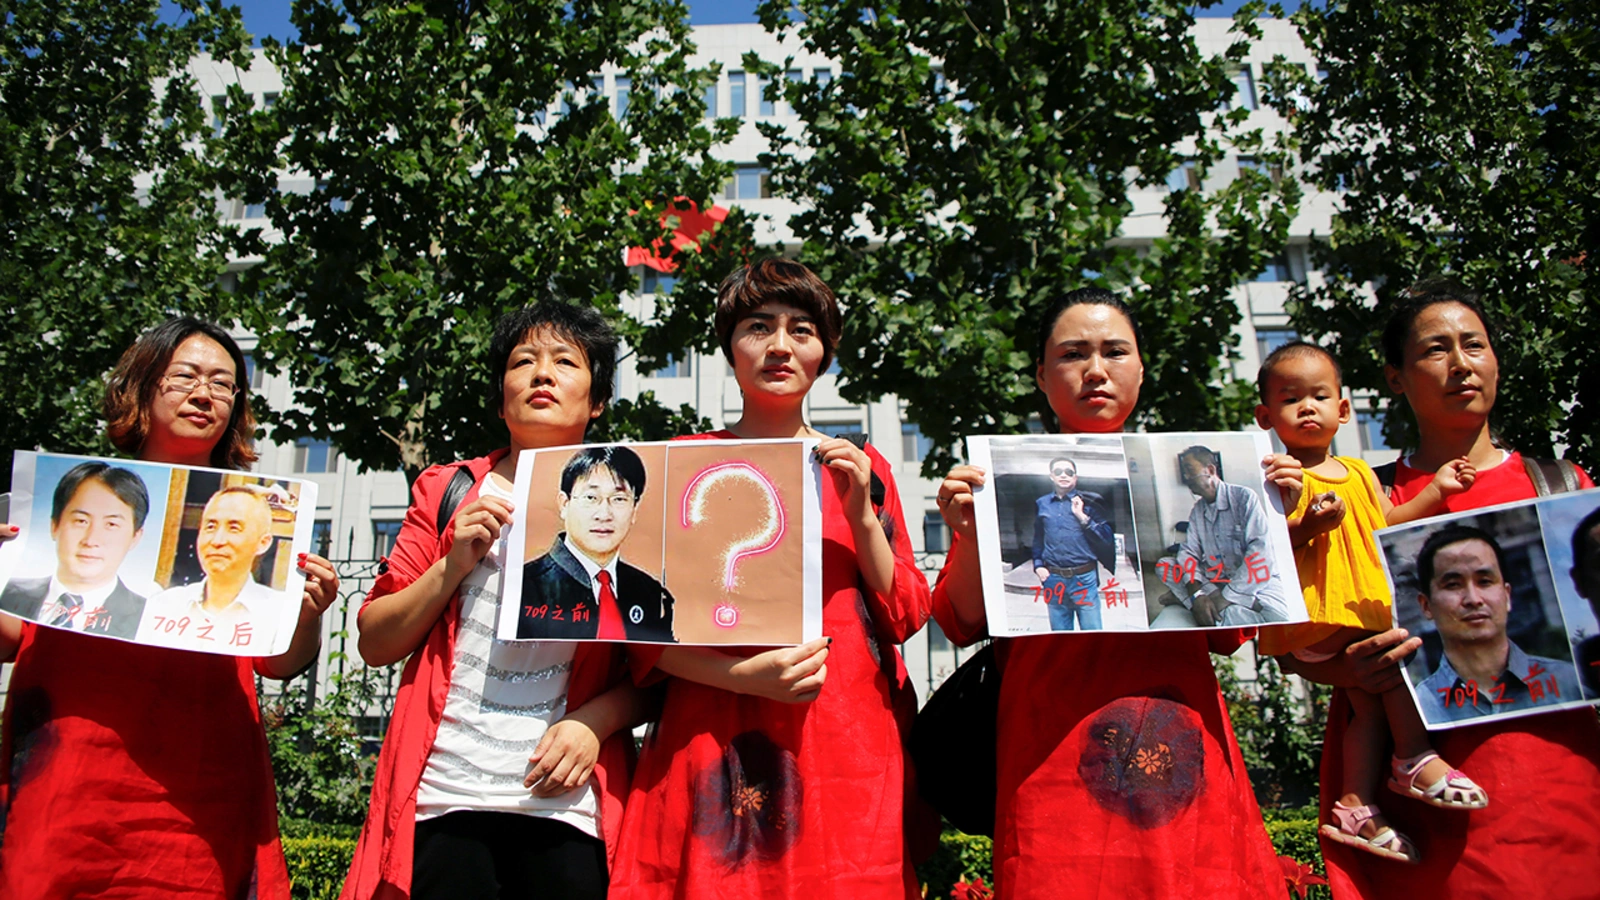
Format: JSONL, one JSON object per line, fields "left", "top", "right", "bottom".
{"left": 202, "top": 0, "right": 1286, "bottom": 44}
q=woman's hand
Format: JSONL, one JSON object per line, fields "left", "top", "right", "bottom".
{"left": 297, "top": 553, "right": 339, "bottom": 625}
{"left": 814, "top": 438, "right": 873, "bottom": 520}
{"left": 524, "top": 718, "right": 601, "bottom": 796}
{"left": 1262, "top": 453, "right": 1305, "bottom": 512}
{"left": 727, "top": 636, "right": 831, "bottom": 703}
{"left": 936, "top": 465, "right": 986, "bottom": 541}
{"left": 443, "top": 495, "right": 514, "bottom": 579}
{"left": 0, "top": 524, "right": 17, "bottom": 543}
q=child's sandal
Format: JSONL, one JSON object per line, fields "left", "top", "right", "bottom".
{"left": 1319, "top": 801, "right": 1419, "bottom": 864}
{"left": 1388, "top": 751, "right": 1489, "bottom": 810}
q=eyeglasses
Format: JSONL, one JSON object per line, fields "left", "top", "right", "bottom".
{"left": 1050, "top": 468, "right": 1075, "bottom": 477}
{"left": 571, "top": 492, "right": 635, "bottom": 511}
{"left": 161, "top": 370, "right": 240, "bottom": 403}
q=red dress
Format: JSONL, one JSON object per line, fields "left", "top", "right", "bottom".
{"left": 608, "top": 433, "right": 933, "bottom": 899}
{"left": 932, "top": 531, "right": 1284, "bottom": 899}
{"left": 0, "top": 628, "right": 290, "bottom": 898}
{"left": 341, "top": 451, "right": 634, "bottom": 900}
{"left": 1321, "top": 452, "right": 1600, "bottom": 900}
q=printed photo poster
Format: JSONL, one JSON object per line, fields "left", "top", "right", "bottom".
{"left": 1377, "top": 490, "right": 1600, "bottom": 729}
{"left": 965, "top": 434, "right": 1146, "bottom": 634}
{"left": 0, "top": 451, "right": 317, "bottom": 657}
{"left": 498, "top": 439, "right": 823, "bottom": 646}
{"left": 966, "top": 432, "right": 1306, "bottom": 636}
{"left": 1122, "top": 432, "right": 1304, "bottom": 631}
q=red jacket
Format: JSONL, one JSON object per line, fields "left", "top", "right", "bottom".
{"left": 341, "top": 450, "right": 635, "bottom": 900}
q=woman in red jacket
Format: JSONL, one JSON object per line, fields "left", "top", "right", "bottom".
{"left": 342, "top": 303, "right": 650, "bottom": 900}
{"left": 930, "top": 288, "right": 1284, "bottom": 899}
{"left": 0, "top": 317, "right": 340, "bottom": 899}
{"left": 609, "top": 259, "right": 933, "bottom": 899}
{"left": 1298, "top": 278, "right": 1600, "bottom": 900}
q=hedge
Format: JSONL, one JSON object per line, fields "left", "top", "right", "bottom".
{"left": 281, "top": 816, "right": 1329, "bottom": 899}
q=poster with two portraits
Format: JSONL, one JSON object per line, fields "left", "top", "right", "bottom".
{"left": 0, "top": 451, "right": 316, "bottom": 656}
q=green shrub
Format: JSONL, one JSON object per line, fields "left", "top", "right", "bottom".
{"left": 282, "top": 834, "right": 356, "bottom": 900}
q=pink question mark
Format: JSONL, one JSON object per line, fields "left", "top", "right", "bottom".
{"left": 681, "top": 462, "right": 787, "bottom": 626}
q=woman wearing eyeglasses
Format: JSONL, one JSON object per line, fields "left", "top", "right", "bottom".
{"left": 0, "top": 317, "right": 340, "bottom": 899}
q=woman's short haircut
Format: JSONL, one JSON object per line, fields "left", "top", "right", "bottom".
{"left": 104, "top": 317, "right": 258, "bottom": 471}
{"left": 487, "top": 301, "right": 619, "bottom": 415}
{"left": 1035, "top": 288, "right": 1145, "bottom": 365}
{"left": 1381, "top": 277, "right": 1498, "bottom": 368}
{"left": 712, "top": 258, "right": 843, "bottom": 374}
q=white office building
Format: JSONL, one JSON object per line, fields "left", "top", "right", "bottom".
{"left": 187, "top": 20, "right": 1386, "bottom": 704}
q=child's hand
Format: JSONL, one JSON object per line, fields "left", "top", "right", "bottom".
{"left": 1262, "top": 454, "right": 1305, "bottom": 512}
{"left": 1433, "top": 457, "right": 1477, "bottom": 497}
{"left": 727, "top": 637, "right": 831, "bottom": 703}
{"left": 1301, "top": 491, "right": 1346, "bottom": 538}
{"left": 524, "top": 718, "right": 600, "bottom": 796}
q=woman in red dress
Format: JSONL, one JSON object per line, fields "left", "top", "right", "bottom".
{"left": 1294, "top": 279, "right": 1600, "bottom": 899}
{"left": 0, "top": 317, "right": 340, "bottom": 899}
{"left": 931, "top": 288, "right": 1284, "bottom": 899}
{"left": 608, "top": 259, "right": 933, "bottom": 899}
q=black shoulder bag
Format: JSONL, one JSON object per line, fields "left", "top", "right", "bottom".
{"left": 908, "top": 641, "right": 1001, "bottom": 837}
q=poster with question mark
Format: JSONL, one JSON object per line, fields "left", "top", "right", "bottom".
{"left": 497, "top": 438, "right": 823, "bottom": 645}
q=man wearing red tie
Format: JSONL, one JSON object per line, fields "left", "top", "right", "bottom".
{"left": 518, "top": 445, "right": 676, "bottom": 643}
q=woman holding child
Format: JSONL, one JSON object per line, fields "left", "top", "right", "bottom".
{"left": 1289, "top": 279, "right": 1600, "bottom": 898}
{"left": 931, "top": 288, "right": 1283, "bottom": 898}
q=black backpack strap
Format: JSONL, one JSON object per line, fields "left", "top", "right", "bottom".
{"left": 435, "top": 465, "right": 477, "bottom": 535}
{"left": 1372, "top": 461, "right": 1398, "bottom": 490}
{"left": 1523, "top": 456, "right": 1581, "bottom": 497}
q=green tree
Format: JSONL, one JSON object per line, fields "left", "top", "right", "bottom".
{"left": 228, "top": 0, "right": 751, "bottom": 481}
{"left": 674, "top": 0, "right": 1299, "bottom": 473}
{"left": 1279, "top": 0, "right": 1598, "bottom": 469}
{"left": 0, "top": 0, "right": 251, "bottom": 487}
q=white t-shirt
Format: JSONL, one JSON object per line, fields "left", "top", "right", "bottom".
{"left": 414, "top": 474, "right": 598, "bottom": 835}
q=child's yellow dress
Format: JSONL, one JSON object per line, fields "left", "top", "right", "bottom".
{"left": 1259, "top": 456, "right": 1394, "bottom": 657}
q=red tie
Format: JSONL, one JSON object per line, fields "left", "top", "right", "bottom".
{"left": 595, "top": 570, "right": 627, "bottom": 640}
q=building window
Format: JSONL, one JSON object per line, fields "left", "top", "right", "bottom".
{"left": 815, "top": 419, "right": 863, "bottom": 440}
{"left": 1256, "top": 328, "right": 1298, "bottom": 361}
{"left": 294, "top": 439, "right": 339, "bottom": 474}
{"left": 212, "top": 95, "right": 226, "bottom": 136}
{"left": 703, "top": 79, "right": 717, "bottom": 118}
{"left": 729, "top": 71, "right": 746, "bottom": 118}
{"left": 1166, "top": 159, "right": 1201, "bottom": 193}
{"left": 262, "top": 92, "right": 280, "bottom": 110}
{"left": 1230, "top": 66, "right": 1258, "bottom": 111}
{"left": 372, "top": 520, "right": 404, "bottom": 558}
{"left": 1358, "top": 405, "right": 1393, "bottom": 451}
{"left": 902, "top": 423, "right": 933, "bottom": 463}
{"left": 814, "top": 67, "right": 832, "bottom": 87}
{"left": 650, "top": 353, "right": 692, "bottom": 379}
{"left": 615, "top": 76, "right": 631, "bottom": 119}
{"left": 784, "top": 68, "right": 803, "bottom": 113}
{"left": 923, "top": 512, "right": 950, "bottom": 552}
{"left": 641, "top": 268, "right": 677, "bottom": 294}
{"left": 243, "top": 200, "right": 267, "bottom": 219}
{"left": 758, "top": 75, "right": 775, "bottom": 116}
{"left": 726, "top": 165, "right": 770, "bottom": 201}
{"left": 242, "top": 353, "right": 266, "bottom": 389}
{"left": 311, "top": 519, "right": 333, "bottom": 558}
{"left": 1252, "top": 254, "right": 1293, "bottom": 283}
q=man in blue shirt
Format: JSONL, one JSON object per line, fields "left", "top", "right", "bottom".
{"left": 1032, "top": 457, "right": 1114, "bottom": 631}
{"left": 1412, "top": 525, "right": 1583, "bottom": 725}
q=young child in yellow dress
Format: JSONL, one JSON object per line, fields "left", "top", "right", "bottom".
{"left": 1255, "top": 342, "right": 1488, "bottom": 864}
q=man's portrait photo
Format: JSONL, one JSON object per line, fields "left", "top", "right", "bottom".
{"left": 0, "top": 461, "right": 150, "bottom": 638}
{"left": 517, "top": 445, "right": 675, "bottom": 642}
{"left": 1538, "top": 494, "right": 1600, "bottom": 700}
{"left": 1030, "top": 456, "right": 1116, "bottom": 631}
{"left": 1150, "top": 444, "right": 1290, "bottom": 627}
{"left": 1379, "top": 503, "right": 1590, "bottom": 729}
{"left": 139, "top": 485, "right": 286, "bottom": 652}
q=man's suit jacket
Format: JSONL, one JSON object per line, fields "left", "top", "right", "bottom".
{"left": 517, "top": 535, "right": 675, "bottom": 643}
{"left": 0, "top": 576, "right": 148, "bottom": 639}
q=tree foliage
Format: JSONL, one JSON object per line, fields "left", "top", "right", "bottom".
{"left": 1280, "top": 0, "right": 1598, "bottom": 469}
{"left": 712, "top": 0, "right": 1299, "bottom": 473}
{"left": 228, "top": 0, "right": 750, "bottom": 480}
{"left": 0, "top": 0, "right": 251, "bottom": 488}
